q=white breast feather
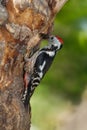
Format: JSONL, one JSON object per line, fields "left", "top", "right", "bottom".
{"left": 46, "top": 51, "right": 55, "bottom": 57}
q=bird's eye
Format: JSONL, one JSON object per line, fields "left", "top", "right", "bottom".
{"left": 50, "top": 36, "right": 54, "bottom": 40}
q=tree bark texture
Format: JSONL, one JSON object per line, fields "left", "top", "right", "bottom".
{"left": 0, "top": 0, "right": 68, "bottom": 130}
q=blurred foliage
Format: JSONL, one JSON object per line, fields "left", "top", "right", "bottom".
{"left": 41, "top": 0, "right": 87, "bottom": 102}
{"left": 31, "top": 0, "right": 87, "bottom": 130}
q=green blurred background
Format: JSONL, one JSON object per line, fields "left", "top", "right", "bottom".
{"left": 31, "top": 0, "right": 87, "bottom": 130}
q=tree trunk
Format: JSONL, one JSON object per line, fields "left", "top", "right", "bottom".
{"left": 0, "top": 0, "right": 68, "bottom": 130}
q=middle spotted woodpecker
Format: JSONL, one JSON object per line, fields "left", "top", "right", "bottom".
{"left": 22, "top": 35, "right": 63, "bottom": 107}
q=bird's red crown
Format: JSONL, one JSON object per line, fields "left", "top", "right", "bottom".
{"left": 56, "top": 36, "right": 64, "bottom": 44}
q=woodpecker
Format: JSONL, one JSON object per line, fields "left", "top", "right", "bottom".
{"left": 22, "top": 35, "right": 63, "bottom": 108}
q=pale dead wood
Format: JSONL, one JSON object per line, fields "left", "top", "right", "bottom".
{"left": 54, "top": 0, "right": 68, "bottom": 13}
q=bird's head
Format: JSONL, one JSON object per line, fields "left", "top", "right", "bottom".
{"left": 49, "top": 35, "right": 64, "bottom": 50}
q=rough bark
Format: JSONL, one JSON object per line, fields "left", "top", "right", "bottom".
{"left": 0, "top": 0, "right": 68, "bottom": 130}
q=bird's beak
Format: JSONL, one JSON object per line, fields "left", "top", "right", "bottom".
{"left": 40, "top": 33, "right": 49, "bottom": 39}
